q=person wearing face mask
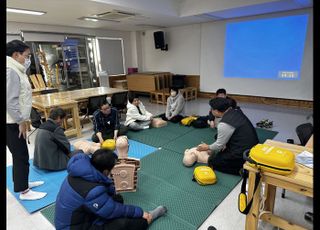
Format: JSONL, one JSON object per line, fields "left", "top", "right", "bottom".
{"left": 92, "top": 100, "right": 128, "bottom": 143}
{"left": 125, "top": 93, "right": 153, "bottom": 130}
{"left": 6, "top": 40, "right": 47, "bottom": 200}
{"left": 160, "top": 87, "right": 185, "bottom": 123}
{"left": 33, "top": 108, "right": 71, "bottom": 171}
{"left": 193, "top": 97, "right": 258, "bottom": 175}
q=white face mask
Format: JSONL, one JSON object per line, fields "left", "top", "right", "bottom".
{"left": 170, "top": 91, "right": 177, "bottom": 97}
{"left": 24, "top": 57, "right": 31, "bottom": 71}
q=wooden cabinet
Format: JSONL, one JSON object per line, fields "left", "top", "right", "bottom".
{"left": 126, "top": 72, "right": 172, "bottom": 93}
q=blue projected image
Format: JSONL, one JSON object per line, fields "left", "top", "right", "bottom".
{"left": 223, "top": 14, "right": 308, "bottom": 80}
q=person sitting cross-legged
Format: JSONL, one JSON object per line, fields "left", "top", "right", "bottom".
{"left": 92, "top": 100, "right": 128, "bottom": 143}
{"left": 125, "top": 93, "right": 153, "bottom": 131}
{"left": 160, "top": 87, "right": 185, "bottom": 123}
{"left": 54, "top": 149, "right": 167, "bottom": 230}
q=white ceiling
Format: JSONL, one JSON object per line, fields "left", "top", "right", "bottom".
{"left": 6, "top": 0, "right": 312, "bottom": 31}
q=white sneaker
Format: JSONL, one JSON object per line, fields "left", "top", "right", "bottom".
{"left": 19, "top": 189, "right": 47, "bottom": 201}
{"left": 29, "top": 181, "right": 44, "bottom": 189}
{"left": 142, "top": 125, "right": 150, "bottom": 129}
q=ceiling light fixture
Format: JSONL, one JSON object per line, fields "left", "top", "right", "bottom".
{"left": 7, "top": 7, "right": 46, "bottom": 15}
{"left": 83, "top": 17, "right": 99, "bottom": 22}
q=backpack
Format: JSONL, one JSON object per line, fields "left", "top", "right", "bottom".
{"left": 30, "top": 108, "right": 42, "bottom": 128}
{"left": 192, "top": 166, "right": 217, "bottom": 185}
{"left": 180, "top": 116, "right": 198, "bottom": 126}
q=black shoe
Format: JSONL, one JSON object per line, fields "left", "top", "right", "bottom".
{"left": 304, "top": 212, "right": 313, "bottom": 222}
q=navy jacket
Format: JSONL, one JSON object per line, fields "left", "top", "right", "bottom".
{"left": 54, "top": 152, "right": 143, "bottom": 230}
{"left": 92, "top": 108, "right": 120, "bottom": 133}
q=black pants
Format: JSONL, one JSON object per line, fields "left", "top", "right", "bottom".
{"left": 90, "top": 194, "right": 148, "bottom": 230}
{"left": 159, "top": 113, "right": 184, "bottom": 123}
{"left": 92, "top": 125, "right": 128, "bottom": 143}
{"left": 208, "top": 151, "right": 244, "bottom": 176}
{"left": 6, "top": 124, "right": 29, "bottom": 192}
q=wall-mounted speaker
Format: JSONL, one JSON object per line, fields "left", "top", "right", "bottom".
{"left": 153, "top": 31, "right": 168, "bottom": 51}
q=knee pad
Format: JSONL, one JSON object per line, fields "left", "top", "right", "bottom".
{"left": 183, "top": 149, "right": 197, "bottom": 167}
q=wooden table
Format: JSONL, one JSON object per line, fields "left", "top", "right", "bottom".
{"left": 32, "top": 87, "right": 58, "bottom": 96}
{"left": 32, "top": 87, "right": 127, "bottom": 138}
{"left": 244, "top": 139, "right": 313, "bottom": 230}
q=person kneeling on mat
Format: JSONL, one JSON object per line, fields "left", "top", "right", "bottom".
{"left": 184, "top": 97, "right": 258, "bottom": 175}
{"left": 55, "top": 149, "right": 167, "bottom": 230}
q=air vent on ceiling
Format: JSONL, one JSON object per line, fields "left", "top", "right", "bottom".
{"left": 94, "top": 10, "right": 136, "bottom": 21}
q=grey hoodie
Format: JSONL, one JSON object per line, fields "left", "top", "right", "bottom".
{"left": 165, "top": 92, "right": 185, "bottom": 118}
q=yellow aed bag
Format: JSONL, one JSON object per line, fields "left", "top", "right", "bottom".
{"left": 243, "top": 144, "right": 295, "bottom": 175}
{"left": 181, "top": 116, "right": 198, "bottom": 126}
{"left": 192, "top": 166, "right": 217, "bottom": 185}
{"left": 101, "top": 139, "right": 116, "bottom": 150}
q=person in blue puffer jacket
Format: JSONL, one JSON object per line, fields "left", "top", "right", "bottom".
{"left": 54, "top": 149, "right": 167, "bottom": 230}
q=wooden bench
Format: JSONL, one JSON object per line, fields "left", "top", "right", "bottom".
{"left": 180, "top": 87, "right": 197, "bottom": 101}
{"left": 150, "top": 87, "right": 197, "bottom": 104}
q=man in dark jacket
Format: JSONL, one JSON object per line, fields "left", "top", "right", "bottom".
{"left": 197, "top": 97, "right": 259, "bottom": 175}
{"left": 207, "top": 88, "right": 238, "bottom": 128}
{"left": 92, "top": 100, "right": 128, "bottom": 143}
{"left": 33, "top": 107, "right": 70, "bottom": 171}
{"left": 55, "top": 149, "right": 167, "bottom": 230}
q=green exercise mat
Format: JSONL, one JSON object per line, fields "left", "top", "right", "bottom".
{"left": 41, "top": 127, "right": 277, "bottom": 229}
{"left": 127, "top": 122, "right": 195, "bottom": 147}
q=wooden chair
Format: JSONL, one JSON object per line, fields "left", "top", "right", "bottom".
{"left": 36, "top": 74, "right": 46, "bottom": 88}
{"left": 30, "top": 74, "right": 41, "bottom": 89}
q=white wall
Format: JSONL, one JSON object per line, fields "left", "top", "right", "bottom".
{"left": 140, "top": 24, "right": 201, "bottom": 75}
{"left": 139, "top": 9, "right": 313, "bottom": 100}
{"left": 6, "top": 22, "right": 135, "bottom": 70}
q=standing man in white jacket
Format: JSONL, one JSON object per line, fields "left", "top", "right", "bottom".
{"left": 7, "top": 40, "right": 47, "bottom": 200}
{"left": 124, "top": 93, "right": 153, "bottom": 130}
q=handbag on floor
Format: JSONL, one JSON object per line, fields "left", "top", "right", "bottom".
{"left": 192, "top": 166, "right": 217, "bottom": 185}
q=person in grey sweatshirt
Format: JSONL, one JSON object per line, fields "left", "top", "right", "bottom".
{"left": 160, "top": 87, "right": 185, "bottom": 123}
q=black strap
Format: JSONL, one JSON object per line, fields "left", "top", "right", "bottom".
{"left": 239, "top": 168, "right": 261, "bottom": 215}
{"left": 136, "top": 105, "right": 143, "bottom": 115}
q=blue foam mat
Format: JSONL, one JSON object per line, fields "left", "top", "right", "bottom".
{"left": 71, "top": 139, "right": 158, "bottom": 159}
{"left": 6, "top": 160, "right": 67, "bottom": 213}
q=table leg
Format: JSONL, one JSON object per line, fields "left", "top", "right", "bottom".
{"left": 72, "top": 105, "right": 82, "bottom": 138}
{"left": 264, "top": 184, "right": 276, "bottom": 213}
{"left": 245, "top": 171, "right": 261, "bottom": 230}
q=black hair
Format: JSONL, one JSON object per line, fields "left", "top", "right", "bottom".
{"left": 99, "top": 99, "right": 111, "bottom": 108}
{"left": 91, "top": 149, "right": 118, "bottom": 172}
{"left": 128, "top": 92, "right": 138, "bottom": 104}
{"left": 209, "top": 97, "right": 231, "bottom": 112}
{"left": 6, "top": 40, "right": 30, "bottom": 57}
{"left": 49, "top": 107, "right": 66, "bottom": 120}
{"left": 216, "top": 88, "right": 227, "bottom": 95}
{"left": 170, "top": 87, "right": 179, "bottom": 93}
